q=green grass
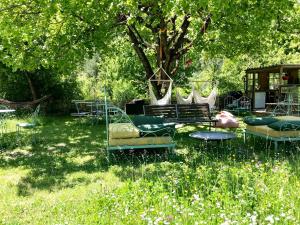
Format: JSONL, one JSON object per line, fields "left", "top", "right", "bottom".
{"left": 0, "top": 116, "right": 300, "bottom": 224}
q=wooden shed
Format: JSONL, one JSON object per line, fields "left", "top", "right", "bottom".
{"left": 245, "top": 64, "right": 300, "bottom": 111}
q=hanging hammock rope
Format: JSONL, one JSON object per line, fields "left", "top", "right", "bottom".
{"left": 0, "top": 95, "right": 51, "bottom": 109}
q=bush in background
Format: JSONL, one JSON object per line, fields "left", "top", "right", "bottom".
{"left": 0, "top": 63, "right": 82, "bottom": 114}
{"left": 111, "top": 79, "right": 139, "bottom": 108}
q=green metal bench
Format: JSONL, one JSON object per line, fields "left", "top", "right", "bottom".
{"left": 224, "top": 95, "right": 251, "bottom": 115}
{"left": 243, "top": 119, "right": 300, "bottom": 150}
{"left": 105, "top": 105, "right": 175, "bottom": 154}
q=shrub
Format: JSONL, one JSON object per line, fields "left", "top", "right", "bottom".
{"left": 111, "top": 79, "right": 139, "bottom": 108}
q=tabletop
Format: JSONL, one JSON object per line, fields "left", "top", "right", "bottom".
{"left": 189, "top": 131, "right": 236, "bottom": 141}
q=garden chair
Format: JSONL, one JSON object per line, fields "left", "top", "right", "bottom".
{"left": 16, "top": 104, "right": 40, "bottom": 143}
{"left": 0, "top": 104, "right": 10, "bottom": 134}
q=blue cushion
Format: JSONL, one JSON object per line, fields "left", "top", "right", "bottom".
{"left": 137, "top": 123, "right": 175, "bottom": 136}
{"left": 244, "top": 116, "right": 278, "bottom": 126}
{"left": 268, "top": 121, "right": 300, "bottom": 131}
{"left": 132, "top": 115, "right": 165, "bottom": 126}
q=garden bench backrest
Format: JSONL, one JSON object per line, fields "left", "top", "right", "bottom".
{"left": 223, "top": 95, "right": 238, "bottom": 109}
{"left": 237, "top": 96, "right": 251, "bottom": 109}
{"left": 143, "top": 104, "right": 177, "bottom": 118}
{"left": 176, "top": 103, "right": 211, "bottom": 120}
{"left": 144, "top": 103, "right": 215, "bottom": 124}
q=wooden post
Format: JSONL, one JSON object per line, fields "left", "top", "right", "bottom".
{"left": 251, "top": 73, "right": 256, "bottom": 110}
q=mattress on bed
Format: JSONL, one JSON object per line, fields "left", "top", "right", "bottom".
{"left": 246, "top": 125, "right": 300, "bottom": 138}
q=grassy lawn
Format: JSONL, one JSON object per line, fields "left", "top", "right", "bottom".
{"left": 0, "top": 116, "right": 300, "bottom": 224}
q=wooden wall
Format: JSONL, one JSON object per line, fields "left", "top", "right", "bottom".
{"left": 288, "top": 69, "right": 299, "bottom": 84}
{"left": 258, "top": 72, "right": 269, "bottom": 90}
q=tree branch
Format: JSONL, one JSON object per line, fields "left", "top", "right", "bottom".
{"left": 131, "top": 25, "right": 153, "bottom": 49}
{"left": 127, "top": 25, "right": 154, "bottom": 79}
{"left": 200, "top": 13, "right": 211, "bottom": 34}
{"left": 167, "top": 16, "right": 179, "bottom": 46}
{"left": 166, "top": 15, "right": 190, "bottom": 74}
{"left": 172, "top": 15, "right": 191, "bottom": 53}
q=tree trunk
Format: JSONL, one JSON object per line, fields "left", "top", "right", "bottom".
{"left": 124, "top": 10, "right": 211, "bottom": 96}
{"left": 24, "top": 72, "right": 37, "bottom": 101}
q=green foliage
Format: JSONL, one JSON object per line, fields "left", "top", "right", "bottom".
{"left": 76, "top": 38, "right": 146, "bottom": 105}
{"left": 0, "top": 0, "right": 299, "bottom": 109}
{"left": 0, "top": 0, "right": 298, "bottom": 75}
{"left": 0, "top": 63, "right": 31, "bottom": 101}
{"left": 111, "top": 79, "right": 140, "bottom": 107}
{"left": 0, "top": 0, "right": 114, "bottom": 72}
{"left": 0, "top": 63, "right": 81, "bottom": 113}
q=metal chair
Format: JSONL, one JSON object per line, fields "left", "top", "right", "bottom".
{"left": 0, "top": 104, "right": 10, "bottom": 135}
{"left": 16, "top": 105, "right": 40, "bottom": 143}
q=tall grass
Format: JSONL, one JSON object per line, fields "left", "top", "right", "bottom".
{"left": 0, "top": 116, "right": 299, "bottom": 224}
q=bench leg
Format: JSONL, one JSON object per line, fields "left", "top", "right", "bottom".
{"left": 168, "top": 146, "right": 176, "bottom": 155}
{"left": 274, "top": 141, "right": 278, "bottom": 151}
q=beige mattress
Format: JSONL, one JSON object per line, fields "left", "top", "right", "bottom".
{"left": 109, "top": 123, "right": 140, "bottom": 139}
{"left": 246, "top": 125, "right": 300, "bottom": 138}
{"left": 109, "top": 136, "right": 173, "bottom": 146}
{"left": 275, "top": 116, "right": 300, "bottom": 121}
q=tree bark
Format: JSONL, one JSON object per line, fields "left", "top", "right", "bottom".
{"left": 126, "top": 24, "right": 154, "bottom": 79}
{"left": 24, "top": 72, "right": 37, "bottom": 101}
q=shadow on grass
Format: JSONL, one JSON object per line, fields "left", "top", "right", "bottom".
{"left": 0, "top": 117, "right": 300, "bottom": 196}
{"left": 0, "top": 116, "right": 110, "bottom": 195}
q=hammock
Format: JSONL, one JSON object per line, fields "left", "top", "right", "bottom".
{"left": 176, "top": 88, "right": 193, "bottom": 104}
{"left": 176, "top": 81, "right": 209, "bottom": 104}
{"left": 149, "top": 81, "right": 173, "bottom": 105}
{"left": 148, "top": 67, "right": 173, "bottom": 106}
{"left": 0, "top": 95, "right": 51, "bottom": 109}
{"left": 193, "top": 82, "right": 218, "bottom": 109}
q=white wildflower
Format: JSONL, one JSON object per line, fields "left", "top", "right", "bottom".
{"left": 193, "top": 194, "right": 200, "bottom": 201}
{"left": 154, "top": 217, "right": 163, "bottom": 225}
{"left": 265, "top": 215, "right": 274, "bottom": 224}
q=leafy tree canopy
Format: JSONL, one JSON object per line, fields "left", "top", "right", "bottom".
{"left": 0, "top": 0, "right": 113, "bottom": 71}
{"left": 0, "top": 0, "right": 299, "bottom": 83}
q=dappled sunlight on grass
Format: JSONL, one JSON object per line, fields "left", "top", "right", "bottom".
{"left": 0, "top": 116, "right": 300, "bottom": 224}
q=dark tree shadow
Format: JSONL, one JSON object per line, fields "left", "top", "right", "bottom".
{"left": 0, "top": 116, "right": 109, "bottom": 196}
{"left": 1, "top": 117, "right": 299, "bottom": 196}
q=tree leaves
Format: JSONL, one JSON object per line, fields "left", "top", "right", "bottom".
{"left": 0, "top": 0, "right": 298, "bottom": 76}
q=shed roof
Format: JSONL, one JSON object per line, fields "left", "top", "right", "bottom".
{"left": 246, "top": 64, "right": 300, "bottom": 73}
